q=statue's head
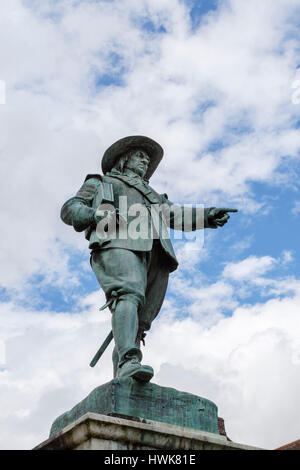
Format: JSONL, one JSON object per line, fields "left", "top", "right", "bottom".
{"left": 101, "top": 136, "right": 163, "bottom": 180}
{"left": 113, "top": 149, "right": 150, "bottom": 178}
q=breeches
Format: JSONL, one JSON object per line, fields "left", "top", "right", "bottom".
{"left": 90, "top": 241, "right": 169, "bottom": 332}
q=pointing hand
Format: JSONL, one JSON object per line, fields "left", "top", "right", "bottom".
{"left": 207, "top": 208, "right": 238, "bottom": 228}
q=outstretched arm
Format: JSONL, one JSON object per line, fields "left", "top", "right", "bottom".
{"left": 160, "top": 195, "right": 238, "bottom": 231}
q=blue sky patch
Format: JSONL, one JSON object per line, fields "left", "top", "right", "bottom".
{"left": 184, "top": 0, "right": 220, "bottom": 30}
{"left": 93, "top": 52, "right": 127, "bottom": 89}
{"left": 137, "top": 16, "right": 167, "bottom": 35}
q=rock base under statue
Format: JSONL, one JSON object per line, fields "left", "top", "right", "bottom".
{"left": 49, "top": 378, "right": 219, "bottom": 437}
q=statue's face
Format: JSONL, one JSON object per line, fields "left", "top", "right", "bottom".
{"left": 125, "top": 149, "right": 150, "bottom": 178}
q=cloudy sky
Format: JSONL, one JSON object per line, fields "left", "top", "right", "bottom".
{"left": 1, "top": 0, "right": 300, "bottom": 450}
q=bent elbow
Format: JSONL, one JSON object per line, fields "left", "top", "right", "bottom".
{"left": 60, "top": 199, "right": 75, "bottom": 226}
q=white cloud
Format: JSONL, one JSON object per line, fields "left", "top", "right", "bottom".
{"left": 223, "top": 255, "right": 277, "bottom": 281}
{"left": 291, "top": 200, "right": 300, "bottom": 216}
{"left": 281, "top": 250, "right": 293, "bottom": 264}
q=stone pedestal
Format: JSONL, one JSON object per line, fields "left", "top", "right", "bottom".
{"left": 35, "top": 413, "right": 261, "bottom": 450}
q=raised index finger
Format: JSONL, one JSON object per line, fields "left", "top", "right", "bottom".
{"left": 220, "top": 208, "right": 238, "bottom": 213}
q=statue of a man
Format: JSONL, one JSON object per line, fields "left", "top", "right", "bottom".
{"left": 61, "top": 136, "right": 237, "bottom": 383}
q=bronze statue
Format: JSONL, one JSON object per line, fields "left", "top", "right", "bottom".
{"left": 61, "top": 136, "right": 237, "bottom": 383}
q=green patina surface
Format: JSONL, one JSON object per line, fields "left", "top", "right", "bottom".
{"left": 50, "top": 378, "right": 219, "bottom": 437}
{"left": 61, "top": 136, "right": 238, "bottom": 382}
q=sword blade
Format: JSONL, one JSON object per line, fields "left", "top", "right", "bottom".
{"left": 89, "top": 330, "right": 113, "bottom": 367}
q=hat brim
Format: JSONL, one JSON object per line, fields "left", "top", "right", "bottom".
{"left": 101, "top": 135, "right": 163, "bottom": 180}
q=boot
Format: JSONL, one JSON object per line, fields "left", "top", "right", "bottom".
{"left": 117, "top": 352, "right": 154, "bottom": 383}
{"left": 112, "top": 299, "right": 154, "bottom": 383}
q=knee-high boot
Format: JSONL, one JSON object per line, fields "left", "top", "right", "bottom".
{"left": 111, "top": 299, "right": 142, "bottom": 365}
{"left": 111, "top": 299, "right": 153, "bottom": 383}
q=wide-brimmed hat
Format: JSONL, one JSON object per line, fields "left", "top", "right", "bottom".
{"left": 101, "top": 135, "right": 164, "bottom": 180}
